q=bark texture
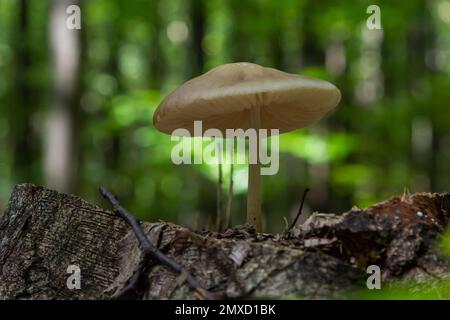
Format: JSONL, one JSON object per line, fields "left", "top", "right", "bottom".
{"left": 0, "top": 184, "right": 449, "bottom": 300}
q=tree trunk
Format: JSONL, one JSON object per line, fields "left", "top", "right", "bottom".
{"left": 44, "top": 0, "right": 82, "bottom": 193}
{"left": 11, "top": 0, "right": 36, "bottom": 184}
{"left": 0, "top": 184, "right": 449, "bottom": 299}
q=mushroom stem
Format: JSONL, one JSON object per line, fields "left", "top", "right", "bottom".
{"left": 247, "top": 106, "right": 262, "bottom": 232}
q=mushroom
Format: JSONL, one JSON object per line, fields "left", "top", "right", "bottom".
{"left": 153, "top": 62, "right": 341, "bottom": 232}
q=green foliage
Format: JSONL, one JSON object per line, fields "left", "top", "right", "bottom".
{"left": 0, "top": 0, "right": 449, "bottom": 233}
{"left": 440, "top": 229, "right": 450, "bottom": 258}
{"left": 353, "top": 280, "right": 450, "bottom": 300}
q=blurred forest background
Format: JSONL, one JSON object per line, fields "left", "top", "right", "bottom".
{"left": 0, "top": 0, "right": 449, "bottom": 232}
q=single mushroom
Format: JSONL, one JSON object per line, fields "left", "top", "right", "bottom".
{"left": 153, "top": 62, "right": 341, "bottom": 232}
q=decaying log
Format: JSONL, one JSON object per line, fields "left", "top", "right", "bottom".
{"left": 0, "top": 184, "right": 449, "bottom": 299}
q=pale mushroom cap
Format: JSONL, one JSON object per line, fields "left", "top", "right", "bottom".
{"left": 153, "top": 62, "right": 341, "bottom": 136}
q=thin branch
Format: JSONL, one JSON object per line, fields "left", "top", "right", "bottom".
{"left": 289, "top": 188, "right": 310, "bottom": 231}
{"left": 99, "top": 186, "right": 215, "bottom": 300}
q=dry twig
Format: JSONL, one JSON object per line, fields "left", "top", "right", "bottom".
{"left": 99, "top": 186, "right": 215, "bottom": 300}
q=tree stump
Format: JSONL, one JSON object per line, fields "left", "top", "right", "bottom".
{"left": 0, "top": 184, "right": 449, "bottom": 299}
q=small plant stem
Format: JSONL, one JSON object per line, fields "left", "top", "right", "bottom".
{"left": 247, "top": 106, "right": 262, "bottom": 232}
{"left": 289, "top": 188, "right": 310, "bottom": 231}
{"left": 225, "top": 162, "right": 234, "bottom": 229}
{"left": 216, "top": 160, "right": 223, "bottom": 231}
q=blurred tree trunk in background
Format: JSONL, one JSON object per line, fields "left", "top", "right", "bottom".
{"left": 107, "top": 3, "right": 123, "bottom": 174}
{"left": 228, "top": 0, "right": 247, "bottom": 62}
{"left": 189, "top": 0, "right": 205, "bottom": 76}
{"left": 301, "top": 2, "right": 324, "bottom": 69}
{"left": 188, "top": 0, "right": 211, "bottom": 228}
{"left": 44, "top": 0, "right": 82, "bottom": 193}
{"left": 300, "top": 2, "right": 333, "bottom": 213}
{"left": 407, "top": 4, "right": 437, "bottom": 192}
{"left": 11, "top": 0, "right": 36, "bottom": 184}
{"left": 148, "top": 0, "right": 165, "bottom": 89}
